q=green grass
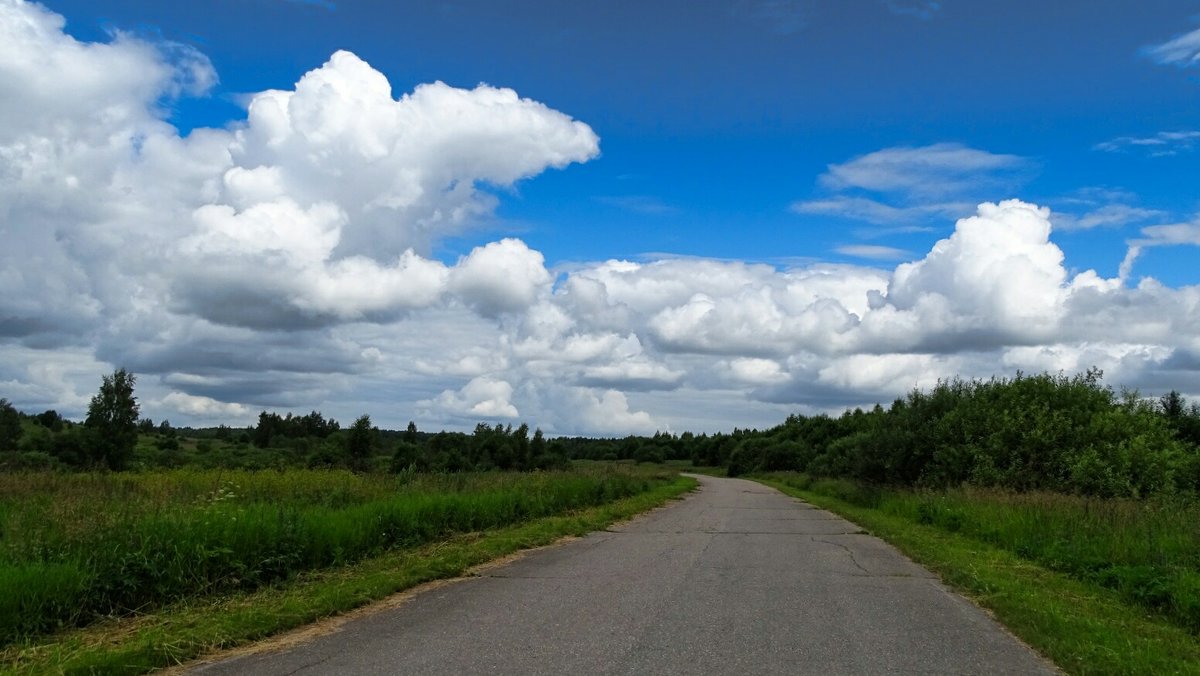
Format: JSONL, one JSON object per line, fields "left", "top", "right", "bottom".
{"left": 0, "top": 467, "right": 682, "bottom": 648}
{"left": 753, "top": 473, "right": 1200, "bottom": 675}
{"left": 1, "top": 473, "right": 696, "bottom": 674}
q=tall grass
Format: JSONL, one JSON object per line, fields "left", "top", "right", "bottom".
{"left": 759, "top": 472, "right": 1200, "bottom": 634}
{"left": 0, "top": 467, "right": 669, "bottom": 645}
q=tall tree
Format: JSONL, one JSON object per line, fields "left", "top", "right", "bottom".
{"left": 0, "top": 398, "right": 22, "bottom": 451}
{"left": 530, "top": 427, "right": 546, "bottom": 458}
{"left": 85, "top": 368, "right": 139, "bottom": 470}
{"left": 347, "top": 414, "right": 375, "bottom": 471}
{"left": 1161, "top": 390, "right": 1186, "bottom": 419}
{"left": 513, "top": 423, "right": 531, "bottom": 470}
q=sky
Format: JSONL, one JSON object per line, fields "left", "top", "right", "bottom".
{"left": 2, "top": 0, "right": 1199, "bottom": 435}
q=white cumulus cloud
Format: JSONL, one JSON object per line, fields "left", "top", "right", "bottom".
{"left": 429, "top": 376, "right": 520, "bottom": 420}
{"left": 449, "top": 239, "right": 552, "bottom": 317}
{"left": 159, "top": 392, "right": 250, "bottom": 419}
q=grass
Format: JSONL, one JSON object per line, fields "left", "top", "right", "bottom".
{"left": 753, "top": 473, "right": 1200, "bottom": 675}
{"left": 1, "top": 473, "right": 696, "bottom": 674}
{"left": 0, "top": 467, "right": 684, "bottom": 650}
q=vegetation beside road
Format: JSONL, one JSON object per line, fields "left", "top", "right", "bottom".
{"left": 755, "top": 473, "right": 1200, "bottom": 674}
{"left": 567, "top": 370, "right": 1200, "bottom": 500}
{"left": 0, "top": 466, "right": 689, "bottom": 658}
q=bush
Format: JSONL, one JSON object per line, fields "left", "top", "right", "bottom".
{"left": 725, "top": 370, "right": 1200, "bottom": 498}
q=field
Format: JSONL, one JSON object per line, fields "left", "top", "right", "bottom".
{"left": 0, "top": 466, "right": 681, "bottom": 649}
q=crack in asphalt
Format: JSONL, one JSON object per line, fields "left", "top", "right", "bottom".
{"left": 813, "top": 536, "right": 871, "bottom": 575}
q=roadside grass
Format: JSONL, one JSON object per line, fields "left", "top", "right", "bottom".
{"left": 0, "top": 468, "right": 683, "bottom": 647}
{"left": 754, "top": 474, "right": 1200, "bottom": 675}
{"left": 1, "top": 474, "right": 697, "bottom": 675}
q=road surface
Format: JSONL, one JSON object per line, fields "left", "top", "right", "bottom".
{"left": 189, "top": 475, "right": 1056, "bottom": 675}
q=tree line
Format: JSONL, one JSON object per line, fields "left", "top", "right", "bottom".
{"left": 3, "top": 367, "right": 1200, "bottom": 497}
{"left": 0, "top": 369, "right": 570, "bottom": 472}
{"left": 563, "top": 369, "right": 1200, "bottom": 498}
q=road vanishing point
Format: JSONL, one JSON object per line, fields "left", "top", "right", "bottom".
{"left": 190, "top": 475, "right": 1056, "bottom": 675}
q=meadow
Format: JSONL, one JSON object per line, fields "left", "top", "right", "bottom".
{"left": 0, "top": 466, "right": 675, "bottom": 646}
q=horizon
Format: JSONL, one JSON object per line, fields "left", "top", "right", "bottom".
{"left": 2, "top": 0, "right": 1199, "bottom": 436}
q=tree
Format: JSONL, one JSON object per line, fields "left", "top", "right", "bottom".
{"left": 513, "top": 423, "right": 531, "bottom": 470}
{"left": 347, "top": 414, "right": 375, "bottom": 471}
{"left": 1161, "top": 391, "right": 1186, "bottom": 419}
{"left": 391, "top": 441, "right": 421, "bottom": 473}
{"left": 254, "top": 411, "right": 282, "bottom": 448}
{"left": 0, "top": 398, "right": 22, "bottom": 451}
{"left": 35, "top": 409, "right": 64, "bottom": 432}
{"left": 85, "top": 369, "right": 139, "bottom": 470}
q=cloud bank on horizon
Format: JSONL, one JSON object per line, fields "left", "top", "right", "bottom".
{"left": 2, "top": 0, "right": 1199, "bottom": 435}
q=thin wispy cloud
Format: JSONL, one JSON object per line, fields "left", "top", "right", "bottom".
{"left": 792, "top": 196, "right": 970, "bottom": 225}
{"left": 595, "top": 195, "right": 679, "bottom": 215}
{"left": 1052, "top": 204, "right": 1167, "bottom": 232}
{"left": 1122, "top": 216, "right": 1200, "bottom": 280}
{"left": 1094, "top": 130, "right": 1200, "bottom": 156}
{"left": 851, "top": 224, "right": 938, "bottom": 239}
{"left": 735, "top": 0, "right": 810, "bottom": 36}
{"left": 882, "top": 0, "right": 941, "bottom": 20}
{"left": 1057, "top": 186, "right": 1139, "bottom": 207}
{"left": 818, "top": 143, "right": 1031, "bottom": 198}
{"left": 834, "top": 244, "right": 912, "bottom": 261}
{"left": 1143, "top": 26, "right": 1200, "bottom": 67}
{"left": 1132, "top": 218, "right": 1200, "bottom": 248}
{"left": 792, "top": 143, "right": 1033, "bottom": 227}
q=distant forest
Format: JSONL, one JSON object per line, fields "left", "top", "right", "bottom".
{"left": 2, "top": 369, "right": 1199, "bottom": 498}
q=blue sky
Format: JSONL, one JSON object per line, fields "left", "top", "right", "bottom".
{"left": 2, "top": 0, "right": 1200, "bottom": 434}
{"left": 49, "top": 0, "right": 1199, "bottom": 275}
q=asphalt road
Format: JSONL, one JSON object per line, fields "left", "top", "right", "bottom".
{"left": 189, "top": 475, "right": 1056, "bottom": 675}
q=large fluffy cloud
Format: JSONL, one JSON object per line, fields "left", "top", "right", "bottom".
{"left": 2, "top": 0, "right": 1199, "bottom": 436}
{"left": 166, "top": 49, "right": 594, "bottom": 328}
{"left": 875, "top": 200, "right": 1067, "bottom": 346}
{"left": 1, "top": 0, "right": 597, "bottom": 339}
